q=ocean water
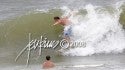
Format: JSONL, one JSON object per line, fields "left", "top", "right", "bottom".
{"left": 0, "top": 0, "right": 125, "bottom": 70}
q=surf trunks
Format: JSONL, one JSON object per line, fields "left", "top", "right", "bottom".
{"left": 63, "top": 25, "right": 72, "bottom": 37}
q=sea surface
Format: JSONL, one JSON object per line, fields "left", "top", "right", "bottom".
{"left": 0, "top": 0, "right": 125, "bottom": 70}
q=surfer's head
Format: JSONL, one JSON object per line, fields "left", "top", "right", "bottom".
{"left": 54, "top": 16, "right": 60, "bottom": 22}
{"left": 46, "top": 55, "right": 51, "bottom": 61}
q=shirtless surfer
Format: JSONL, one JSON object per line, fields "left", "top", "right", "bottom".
{"left": 53, "top": 16, "right": 72, "bottom": 42}
{"left": 42, "top": 55, "right": 55, "bottom": 69}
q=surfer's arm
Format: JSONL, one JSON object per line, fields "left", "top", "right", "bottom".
{"left": 53, "top": 20, "right": 61, "bottom": 26}
{"left": 53, "top": 22, "right": 59, "bottom": 26}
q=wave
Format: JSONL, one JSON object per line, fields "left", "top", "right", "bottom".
{"left": 0, "top": 1, "right": 125, "bottom": 56}
{"left": 61, "top": 2, "right": 125, "bottom": 56}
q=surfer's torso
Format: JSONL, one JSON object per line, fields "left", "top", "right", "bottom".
{"left": 58, "top": 18, "right": 71, "bottom": 26}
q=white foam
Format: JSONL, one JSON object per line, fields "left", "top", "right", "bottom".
{"left": 61, "top": 3, "right": 125, "bottom": 56}
{"left": 64, "top": 64, "right": 104, "bottom": 68}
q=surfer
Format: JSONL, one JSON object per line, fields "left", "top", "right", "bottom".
{"left": 42, "top": 55, "right": 55, "bottom": 69}
{"left": 53, "top": 11, "right": 78, "bottom": 49}
{"left": 53, "top": 16, "right": 72, "bottom": 42}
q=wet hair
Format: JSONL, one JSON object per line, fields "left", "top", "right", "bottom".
{"left": 54, "top": 16, "right": 60, "bottom": 20}
{"left": 46, "top": 55, "right": 51, "bottom": 60}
